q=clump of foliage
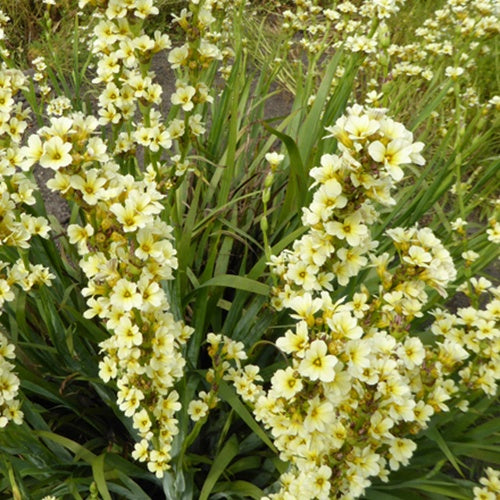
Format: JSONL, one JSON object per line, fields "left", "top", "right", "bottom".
{"left": 0, "top": 1, "right": 498, "bottom": 499}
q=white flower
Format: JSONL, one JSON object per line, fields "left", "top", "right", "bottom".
{"left": 368, "top": 139, "right": 413, "bottom": 181}
{"left": 445, "top": 66, "right": 464, "bottom": 79}
{"left": 298, "top": 340, "right": 337, "bottom": 382}
{"left": 270, "top": 367, "right": 303, "bottom": 399}
{"left": 171, "top": 85, "right": 196, "bottom": 111}
{"left": 39, "top": 136, "right": 73, "bottom": 170}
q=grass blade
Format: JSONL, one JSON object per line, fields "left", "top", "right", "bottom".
{"left": 218, "top": 381, "right": 276, "bottom": 453}
{"left": 199, "top": 434, "right": 239, "bottom": 500}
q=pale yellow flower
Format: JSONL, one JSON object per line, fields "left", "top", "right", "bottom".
{"left": 270, "top": 367, "right": 303, "bottom": 400}
{"left": 298, "top": 339, "right": 337, "bottom": 382}
{"left": 39, "top": 136, "right": 72, "bottom": 170}
{"left": 171, "top": 85, "right": 196, "bottom": 111}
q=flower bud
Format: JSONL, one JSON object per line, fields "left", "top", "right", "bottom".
{"left": 264, "top": 173, "right": 274, "bottom": 188}
{"left": 378, "top": 22, "right": 391, "bottom": 49}
{"left": 378, "top": 52, "right": 390, "bottom": 67}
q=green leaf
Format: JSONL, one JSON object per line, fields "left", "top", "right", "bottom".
{"left": 211, "top": 480, "right": 264, "bottom": 499}
{"left": 91, "top": 453, "right": 112, "bottom": 500}
{"left": 365, "top": 489, "right": 408, "bottom": 500}
{"left": 409, "top": 80, "right": 454, "bottom": 130}
{"left": 467, "top": 417, "right": 500, "bottom": 440}
{"left": 19, "top": 372, "right": 82, "bottom": 416}
{"left": 426, "top": 427, "right": 465, "bottom": 478}
{"left": 225, "top": 456, "right": 261, "bottom": 475}
{"left": 31, "top": 433, "right": 120, "bottom": 500}
{"left": 218, "top": 381, "right": 276, "bottom": 453}
{"left": 297, "top": 49, "right": 346, "bottom": 156}
{"left": 199, "top": 435, "right": 239, "bottom": 500}
{"left": 450, "top": 444, "right": 500, "bottom": 465}
{"left": 22, "top": 399, "right": 73, "bottom": 461}
{"left": 262, "top": 121, "right": 307, "bottom": 212}
{"left": 112, "top": 472, "right": 153, "bottom": 499}
{"left": 35, "top": 431, "right": 96, "bottom": 463}
{"left": 195, "top": 275, "right": 270, "bottom": 296}
{"left": 409, "top": 481, "right": 471, "bottom": 500}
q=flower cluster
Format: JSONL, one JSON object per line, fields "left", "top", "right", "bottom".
{"left": 187, "top": 333, "right": 263, "bottom": 423}
{"left": 270, "top": 104, "right": 425, "bottom": 306}
{"left": 474, "top": 467, "right": 500, "bottom": 500}
{"left": 250, "top": 107, "right": 498, "bottom": 498}
{"left": 0, "top": 332, "right": 23, "bottom": 428}
{"left": 256, "top": 277, "right": 499, "bottom": 499}
{"left": 265, "top": 1, "right": 498, "bottom": 132}
{"left": 77, "top": 0, "right": 240, "bottom": 185}
{"left": 22, "top": 97, "right": 194, "bottom": 475}
{"left": 431, "top": 283, "right": 500, "bottom": 398}
{"left": 169, "top": 0, "right": 238, "bottom": 80}
{"left": 80, "top": 0, "right": 172, "bottom": 156}
{"left": 379, "top": 0, "right": 499, "bottom": 110}
{"left": 165, "top": 0, "right": 244, "bottom": 170}
{"left": 281, "top": 0, "right": 405, "bottom": 55}
{"left": 0, "top": 63, "right": 54, "bottom": 427}
{"left": 5, "top": 0, "right": 214, "bottom": 474}
{"left": 19, "top": 0, "right": 246, "bottom": 475}
{"left": 255, "top": 0, "right": 408, "bottom": 97}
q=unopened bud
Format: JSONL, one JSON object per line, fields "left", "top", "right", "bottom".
{"left": 378, "top": 52, "right": 390, "bottom": 67}
{"left": 264, "top": 173, "right": 274, "bottom": 188}
{"left": 95, "top": 232, "right": 106, "bottom": 244}
{"left": 90, "top": 482, "right": 99, "bottom": 499}
{"left": 378, "top": 22, "right": 391, "bottom": 49}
